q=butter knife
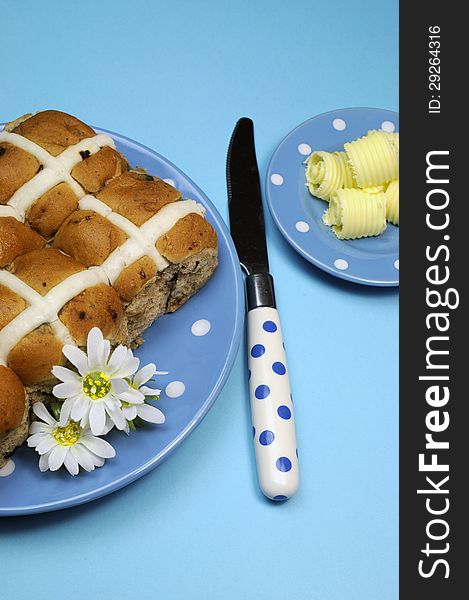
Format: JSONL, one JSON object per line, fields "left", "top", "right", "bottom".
{"left": 226, "top": 118, "right": 299, "bottom": 501}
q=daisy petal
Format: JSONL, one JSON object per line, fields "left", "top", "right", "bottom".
{"left": 87, "top": 327, "right": 106, "bottom": 371}
{"left": 71, "top": 394, "right": 91, "bottom": 422}
{"left": 137, "top": 403, "right": 165, "bottom": 424}
{"left": 71, "top": 444, "right": 95, "bottom": 472}
{"left": 32, "top": 402, "right": 56, "bottom": 425}
{"left": 139, "top": 386, "right": 161, "bottom": 397}
{"left": 39, "top": 450, "right": 52, "bottom": 472}
{"left": 29, "top": 422, "right": 51, "bottom": 434}
{"left": 90, "top": 453, "right": 105, "bottom": 468}
{"left": 104, "top": 394, "right": 120, "bottom": 411}
{"left": 133, "top": 363, "right": 156, "bottom": 388}
{"left": 63, "top": 451, "right": 79, "bottom": 476}
{"left": 100, "top": 339, "right": 111, "bottom": 369}
{"left": 80, "top": 436, "right": 116, "bottom": 459}
{"left": 27, "top": 432, "right": 48, "bottom": 447}
{"left": 89, "top": 402, "right": 106, "bottom": 436}
{"left": 62, "top": 345, "right": 89, "bottom": 376}
{"left": 106, "top": 406, "right": 127, "bottom": 431}
{"left": 102, "top": 415, "right": 115, "bottom": 435}
{"left": 110, "top": 378, "right": 129, "bottom": 394}
{"left": 108, "top": 347, "right": 140, "bottom": 379}
{"left": 121, "top": 405, "right": 138, "bottom": 421}
{"left": 119, "top": 388, "right": 145, "bottom": 404}
{"left": 36, "top": 436, "right": 57, "bottom": 454}
{"left": 53, "top": 381, "right": 82, "bottom": 399}
{"left": 52, "top": 366, "right": 81, "bottom": 383}
{"left": 80, "top": 412, "right": 90, "bottom": 430}
{"left": 114, "top": 356, "right": 140, "bottom": 379}
{"left": 48, "top": 445, "right": 69, "bottom": 471}
{"left": 59, "top": 396, "right": 77, "bottom": 426}
{"left": 106, "top": 345, "right": 128, "bottom": 375}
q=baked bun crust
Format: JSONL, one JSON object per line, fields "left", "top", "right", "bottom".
{"left": 12, "top": 110, "right": 96, "bottom": 156}
{"left": 10, "top": 248, "right": 85, "bottom": 295}
{"left": 27, "top": 182, "right": 79, "bottom": 239}
{"left": 54, "top": 210, "right": 128, "bottom": 266}
{"left": 8, "top": 325, "right": 66, "bottom": 386}
{"left": 114, "top": 256, "right": 158, "bottom": 302}
{"left": 59, "top": 283, "right": 125, "bottom": 346}
{"left": 157, "top": 213, "right": 218, "bottom": 263}
{"left": 0, "top": 284, "right": 27, "bottom": 330}
{"left": 0, "top": 142, "right": 40, "bottom": 204}
{"left": 0, "top": 216, "right": 45, "bottom": 267}
{"left": 0, "top": 365, "right": 26, "bottom": 435}
{"left": 96, "top": 171, "right": 181, "bottom": 225}
{"left": 71, "top": 146, "right": 128, "bottom": 193}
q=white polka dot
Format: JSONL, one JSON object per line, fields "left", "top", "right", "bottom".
{"left": 165, "top": 381, "right": 185, "bottom": 398}
{"left": 381, "top": 121, "right": 395, "bottom": 133}
{"left": 394, "top": 259, "right": 399, "bottom": 270}
{"left": 0, "top": 459, "right": 15, "bottom": 477}
{"left": 332, "top": 118, "right": 346, "bottom": 131}
{"left": 295, "top": 221, "right": 310, "bottom": 233}
{"left": 163, "top": 178, "right": 175, "bottom": 187}
{"left": 298, "top": 143, "right": 312, "bottom": 156}
{"left": 334, "top": 258, "right": 349, "bottom": 270}
{"left": 270, "top": 173, "right": 284, "bottom": 186}
{"left": 191, "top": 319, "right": 211, "bottom": 336}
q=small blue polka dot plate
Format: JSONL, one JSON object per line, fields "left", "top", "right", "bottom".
{"left": 0, "top": 126, "right": 244, "bottom": 516}
{"left": 266, "top": 108, "right": 399, "bottom": 286}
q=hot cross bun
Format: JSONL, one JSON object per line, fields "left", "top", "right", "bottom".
{"left": 0, "top": 110, "right": 218, "bottom": 466}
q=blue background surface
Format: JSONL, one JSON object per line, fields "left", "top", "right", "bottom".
{"left": 0, "top": 1, "right": 398, "bottom": 598}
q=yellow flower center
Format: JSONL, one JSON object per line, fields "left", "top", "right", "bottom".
{"left": 52, "top": 421, "right": 81, "bottom": 446}
{"left": 83, "top": 371, "right": 111, "bottom": 400}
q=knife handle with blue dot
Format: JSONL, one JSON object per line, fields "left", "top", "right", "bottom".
{"left": 247, "top": 304, "right": 299, "bottom": 501}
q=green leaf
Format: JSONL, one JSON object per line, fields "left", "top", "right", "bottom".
{"left": 133, "top": 417, "right": 146, "bottom": 429}
{"left": 50, "top": 401, "right": 63, "bottom": 421}
{"left": 145, "top": 395, "right": 160, "bottom": 402}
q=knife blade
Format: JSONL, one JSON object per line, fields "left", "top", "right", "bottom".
{"left": 227, "top": 117, "right": 269, "bottom": 275}
{"left": 227, "top": 117, "right": 300, "bottom": 501}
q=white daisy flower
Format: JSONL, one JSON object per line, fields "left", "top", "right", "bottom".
{"left": 52, "top": 327, "right": 141, "bottom": 436}
{"left": 119, "top": 363, "right": 166, "bottom": 431}
{"left": 27, "top": 402, "right": 115, "bottom": 476}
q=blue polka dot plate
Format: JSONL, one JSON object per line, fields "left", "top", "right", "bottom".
{"left": 0, "top": 126, "right": 244, "bottom": 516}
{"left": 266, "top": 108, "right": 399, "bottom": 286}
